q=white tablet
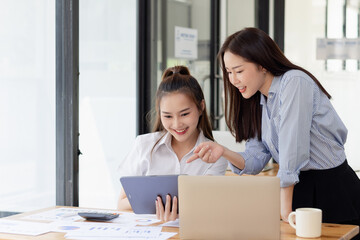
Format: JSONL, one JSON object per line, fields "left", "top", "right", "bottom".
{"left": 120, "top": 175, "right": 179, "bottom": 214}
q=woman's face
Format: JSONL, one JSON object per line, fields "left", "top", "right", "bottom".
{"left": 160, "top": 92, "right": 203, "bottom": 145}
{"left": 223, "top": 51, "right": 270, "bottom": 98}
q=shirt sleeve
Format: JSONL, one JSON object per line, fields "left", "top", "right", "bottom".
{"left": 117, "top": 136, "right": 146, "bottom": 177}
{"left": 277, "top": 75, "right": 313, "bottom": 187}
{"left": 229, "top": 138, "right": 272, "bottom": 175}
{"left": 203, "top": 157, "right": 228, "bottom": 175}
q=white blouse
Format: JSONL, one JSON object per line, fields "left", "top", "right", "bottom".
{"left": 119, "top": 131, "right": 228, "bottom": 176}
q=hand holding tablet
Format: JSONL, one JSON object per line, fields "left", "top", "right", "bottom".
{"left": 120, "top": 175, "right": 179, "bottom": 214}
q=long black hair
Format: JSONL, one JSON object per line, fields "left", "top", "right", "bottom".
{"left": 218, "top": 27, "right": 331, "bottom": 142}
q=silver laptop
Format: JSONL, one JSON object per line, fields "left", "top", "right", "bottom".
{"left": 178, "top": 175, "right": 280, "bottom": 240}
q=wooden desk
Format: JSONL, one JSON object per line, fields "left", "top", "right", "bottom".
{"left": 0, "top": 206, "right": 358, "bottom": 240}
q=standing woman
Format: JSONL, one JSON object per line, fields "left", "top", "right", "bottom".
{"left": 188, "top": 28, "right": 360, "bottom": 229}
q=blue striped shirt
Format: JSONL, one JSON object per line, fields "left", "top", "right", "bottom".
{"left": 230, "top": 70, "right": 347, "bottom": 187}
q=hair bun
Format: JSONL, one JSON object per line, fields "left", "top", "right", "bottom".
{"left": 162, "top": 65, "right": 190, "bottom": 79}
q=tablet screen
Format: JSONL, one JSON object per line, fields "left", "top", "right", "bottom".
{"left": 120, "top": 175, "right": 179, "bottom": 214}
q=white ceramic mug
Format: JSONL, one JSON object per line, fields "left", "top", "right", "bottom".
{"left": 288, "top": 208, "right": 322, "bottom": 238}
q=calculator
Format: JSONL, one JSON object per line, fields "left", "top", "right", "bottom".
{"left": 78, "top": 212, "right": 119, "bottom": 221}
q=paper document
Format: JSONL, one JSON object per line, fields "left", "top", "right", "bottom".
{"left": 50, "top": 221, "right": 134, "bottom": 233}
{"left": 111, "top": 212, "right": 161, "bottom": 226}
{"left": 22, "top": 207, "right": 125, "bottom": 222}
{"left": 66, "top": 231, "right": 177, "bottom": 240}
{"left": 55, "top": 221, "right": 162, "bottom": 238}
{"left": 22, "top": 207, "right": 161, "bottom": 226}
{"left": 0, "top": 219, "right": 51, "bottom": 236}
{"left": 22, "top": 208, "right": 84, "bottom": 221}
{"left": 160, "top": 219, "right": 179, "bottom": 228}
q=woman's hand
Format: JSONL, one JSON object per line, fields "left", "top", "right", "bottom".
{"left": 155, "top": 194, "right": 178, "bottom": 222}
{"left": 280, "top": 185, "right": 294, "bottom": 222}
{"left": 117, "top": 187, "right": 132, "bottom": 211}
{"left": 187, "top": 141, "right": 225, "bottom": 164}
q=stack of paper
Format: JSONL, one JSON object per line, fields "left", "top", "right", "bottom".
{"left": 4, "top": 208, "right": 179, "bottom": 239}
{"left": 52, "top": 221, "right": 174, "bottom": 239}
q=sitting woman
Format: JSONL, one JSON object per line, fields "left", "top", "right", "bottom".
{"left": 117, "top": 65, "right": 228, "bottom": 222}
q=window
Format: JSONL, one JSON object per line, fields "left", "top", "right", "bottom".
{"left": 0, "top": 0, "right": 56, "bottom": 214}
{"left": 79, "top": 0, "right": 137, "bottom": 209}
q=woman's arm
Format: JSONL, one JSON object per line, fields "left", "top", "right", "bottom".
{"left": 117, "top": 187, "right": 131, "bottom": 211}
{"left": 280, "top": 185, "right": 294, "bottom": 222}
{"left": 222, "top": 146, "right": 245, "bottom": 169}
{"left": 187, "top": 141, "right": 245, "bottom": 169}
{"left": 188, "top": 138, "right": 272, "bottom": 176}
{"left": 277, "top": 75, "right": 313, "bottom": 188}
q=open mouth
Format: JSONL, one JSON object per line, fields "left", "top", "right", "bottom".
{"left": 174, "top": 128, "right": 188, "bottom": 135}
{"left": 239, "top": 86, "right": 246, "bottom": 93}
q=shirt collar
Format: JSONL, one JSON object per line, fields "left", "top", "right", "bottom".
{"left": 260, "top": 75, "right": 281, "bottom": 105}
{"left": 196, "top": 130, "right": 207, "bottom": 146}
{"left": 268, "top": 75, "right": 281, "bottom": 94}
{"left": 153, "top": 131, "right": 171, "bottom": 152}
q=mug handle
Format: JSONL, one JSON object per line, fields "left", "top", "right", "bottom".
{"left": 288, "top": 211, "right": 296, "bottom": 229}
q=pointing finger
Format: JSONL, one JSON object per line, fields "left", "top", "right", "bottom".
{"left": 186, "top": 153, "right": 199, "bottom": 163}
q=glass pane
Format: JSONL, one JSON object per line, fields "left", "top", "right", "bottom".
{"left": 285, "top": 0, "right": 360, "bottom": 173}
{"left": 79, "top": 0, "right": 136, "bottom": 209}
{"left": 153, "top": 0, "right": 212, "bottom": 117}
{"left": 219, "top": 0, "right": 256, "bottom": 130}
{"left": 226, "top": 0, "right": 255, "bottom": 36}
{"left": 153, "top": 0, "right": 244, "bottom": 130}
{"left": 0, "top": 1, "right": 56, "bottom": 213}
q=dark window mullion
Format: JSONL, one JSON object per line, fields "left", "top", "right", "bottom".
{"left": 255, "top": 0, "right": 270, "bottom": 34}
{"left": 56, "top": 0, "right": 79, "bottom": 206}
{"left": 210, "top": 0, "right": 220, "bottom": 129}
{"left": 274, "top": 0, "right": 285, "bottom": 52}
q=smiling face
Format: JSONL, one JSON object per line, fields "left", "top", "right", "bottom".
{"left": 224, "top": 51, "right": 271, "bottom": 98}
{"left": 160, "top": 92, "right": 203, "bottom": 146}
